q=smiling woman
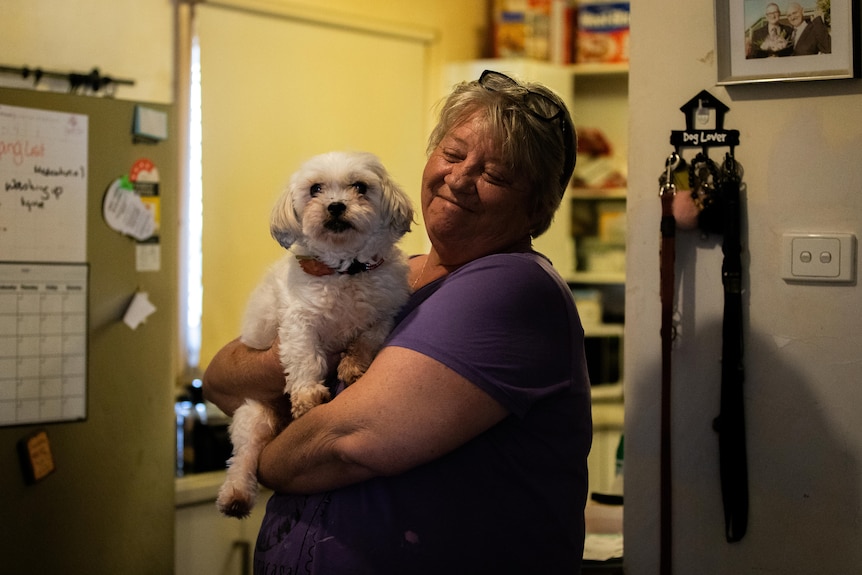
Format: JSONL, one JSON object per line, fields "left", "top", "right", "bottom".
{"left": 202, "top": 68, "right": 591, "bottom": 575}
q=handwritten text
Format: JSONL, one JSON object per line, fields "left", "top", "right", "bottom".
{"left": 0, "top": 139, "right": 46, "bottom": 166}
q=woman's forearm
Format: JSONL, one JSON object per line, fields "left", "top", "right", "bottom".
{"left": 256, "top": 400, "right": 378, "bottom": 494}
{"left": 201, "top": 337, "right": 286, "bottom": 416}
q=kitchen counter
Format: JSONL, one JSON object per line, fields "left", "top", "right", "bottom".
{"left": 174, "top": 470, "right": 268, "bottom": 574}
{"left": 175, "top": 469, "right": 273, "bottom": 509}
{"left": 175, "top": 470, "right": 229, "bottom": 507}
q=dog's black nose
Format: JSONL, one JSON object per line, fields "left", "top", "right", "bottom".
{"left": 328, "top": 202, "right": 346, "bottom": 217}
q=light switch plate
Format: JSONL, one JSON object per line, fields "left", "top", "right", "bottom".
{"left": 782, "top": 233, "right": 856, "bottom": 283}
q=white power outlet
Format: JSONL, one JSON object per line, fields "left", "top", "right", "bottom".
{"left": 781, "top": 233, "right": 856, "bottom": 283}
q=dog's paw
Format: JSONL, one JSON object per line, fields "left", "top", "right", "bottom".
{"left": 291, "top": 383, "right": 331, "bottom": 419}
{"left": 337, "top": 355, "right": 369, "bottom": 385}
{"left": 216, "top": 485, "right": 254, "bottom": 519}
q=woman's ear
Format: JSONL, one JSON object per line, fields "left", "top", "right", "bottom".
{"left": 269, "top": 184, "right": 303, "bottom": 249}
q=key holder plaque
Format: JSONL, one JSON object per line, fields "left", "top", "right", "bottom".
{"left": 670, "top": 90, "right": 740, "bottom": 157}
{"left": 658, "top": 90, "right": 749, "bottom": 570}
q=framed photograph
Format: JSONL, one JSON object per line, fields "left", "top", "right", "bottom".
{"left": 715, "top": 0, "right": 860, "bottom": 84}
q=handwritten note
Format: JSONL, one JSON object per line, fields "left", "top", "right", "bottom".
{"left": 0, "top": 104, "right": 88, "bottom": 262}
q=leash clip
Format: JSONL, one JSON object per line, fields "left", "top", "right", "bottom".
{"left": 659, "top": 152, "right": 681, "bottom": 197}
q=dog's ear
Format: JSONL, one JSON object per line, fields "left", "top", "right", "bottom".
{"left": 270, "top": 184, "right": 303, "bottom": 249}
{"left": 379, "top": 171, "right": 414, "bottom": 239}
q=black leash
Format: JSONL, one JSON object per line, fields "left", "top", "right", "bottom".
{"left": 658, "top": 149, "right": 749, "bottom": 568}
{"left": 688, "top": 151, "right": 750, "bottom": 542}
{"left": 714, "top": 153, "right": 749, "bottom": 542}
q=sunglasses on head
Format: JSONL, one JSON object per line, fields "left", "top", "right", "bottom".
{"left": 478, "top": 70, "right": 574, "bottom": 190}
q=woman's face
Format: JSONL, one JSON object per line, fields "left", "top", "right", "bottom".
{"left": 421, "top": 113, "right": 534, "bottom": 266}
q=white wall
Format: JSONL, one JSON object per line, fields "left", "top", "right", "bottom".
{"left": 626, "top": 1, "right": 862, "bottom": 573}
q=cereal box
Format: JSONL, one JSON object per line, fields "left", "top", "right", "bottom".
{"left": 493, "top": 0, "right": 527, "bottom": 58}
{"left": 575, "top": 2, "right": 630, "bottom": 64}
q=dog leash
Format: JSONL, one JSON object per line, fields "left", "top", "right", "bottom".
{"left": 660, "top": 149, "right": 750, "bottom": 553}
{"left": 714, "top": 153, "right": 749, "bottom": 543}
{"left": 658, "top": 152, "right": 680, "bottom": 575}
{"left": 658, "top": 92, "right": 748, "bottom": 573}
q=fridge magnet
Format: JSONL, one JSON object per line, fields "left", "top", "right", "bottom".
{"left": 129, "top": 158, "right": 161, "bottom": 271}
{"left": 17, "top": 429, "right": 56, "bottom": 484}
{"left": 102, "top": 176, "right": 156, "bottom": 241}
{"left": 715, "top": 0, "right": 860, "bottom": 84}
{"left": 132, "top": 105, "right": 168, "bottom": 141}
{"left": 128, "top": 158, "right": 161, "bottom": 238}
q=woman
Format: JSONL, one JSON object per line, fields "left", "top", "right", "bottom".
{"left": 203, "top": 70, "right": 592, "bottom": 574}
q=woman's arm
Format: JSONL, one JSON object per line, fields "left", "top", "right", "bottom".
{"left": 201, "top": 337, "right": 286, "bottom": 416}
{"left": 257, "top": 345, "right": 509, "bottom": 494}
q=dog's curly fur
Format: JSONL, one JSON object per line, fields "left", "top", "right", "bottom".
{"left": 216, "top": 151, "right": 413, "bottom": 518}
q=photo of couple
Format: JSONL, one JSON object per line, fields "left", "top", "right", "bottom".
{"left": 745, "top": 0, "right": 832, "bottom": 58}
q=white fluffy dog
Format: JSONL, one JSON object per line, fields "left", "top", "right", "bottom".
{"left": 216, "top": 151, "right": 413, "bottom": 518}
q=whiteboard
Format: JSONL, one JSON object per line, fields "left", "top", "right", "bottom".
{"left": 0, "top": 104, "right": 88, "bottom": 262}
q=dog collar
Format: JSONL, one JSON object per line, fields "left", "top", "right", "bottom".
{"left": 296, "top": 255, "right": 384, "bottom": 276}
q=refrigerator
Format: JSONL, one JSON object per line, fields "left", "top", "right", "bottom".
{"left": 0, "top": 86, "right": 178, "bottom": 573}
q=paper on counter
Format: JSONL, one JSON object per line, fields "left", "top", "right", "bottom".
{"left": 123, "top": 291, "right": 157, "bottom": 330}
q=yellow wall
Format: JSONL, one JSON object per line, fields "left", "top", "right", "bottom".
{"left": 280, "top": 0, "right": 490, "bottom": 61}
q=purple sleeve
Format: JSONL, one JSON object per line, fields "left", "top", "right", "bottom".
{"left": 386, "top": 252, "right": 585, "bottom": 417}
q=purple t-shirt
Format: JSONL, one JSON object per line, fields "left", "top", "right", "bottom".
{"left": 253, "top": 252, "right": 592, "bottom": 575}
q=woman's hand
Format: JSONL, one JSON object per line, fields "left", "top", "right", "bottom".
{"left": 201, "top": 337, "right": 286, "bottom": 416}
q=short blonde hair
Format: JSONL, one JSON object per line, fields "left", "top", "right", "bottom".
{"left": 427, "top": 72, "right": 576, "bottom": 238}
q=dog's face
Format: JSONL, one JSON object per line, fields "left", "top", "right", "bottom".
{"left": 271, "top": 151, "right": 413, "bottom": 255}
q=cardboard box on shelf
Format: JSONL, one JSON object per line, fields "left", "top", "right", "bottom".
{"left": 492, "top": 0, "right": 576, "bottom": 63}
{"left": 525, "top": 0, "right": 551, "bottom": 61}
{"left": 493, "top": 0, "right": 527, "bottom": 58}
{"left": 575, "top": 2, "right": 630, "bottom": 64}
{"left": 550, "top": 0, "right": 576, "bottom": 64}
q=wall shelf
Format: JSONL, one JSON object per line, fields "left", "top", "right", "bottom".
{"left": 565, "top": 62, "right": 629, "bottom": 76}
{"left": 486, "top": 59, "right": 628, "bottom": 77}
{"left": 570, "top": 186, "right": 627, "bottom": 199}
{"left": 591, "top": 381, "right": 624, "bottom": 403}
{"left": 583, "top": 322, "right": 625, "bottom": 338}
{"left": 568, "top": 271, "right": 626, "bottom": 284}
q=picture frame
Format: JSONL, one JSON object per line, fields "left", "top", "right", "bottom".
{"left": 715, "top": 0, "right": 860, "bottom": 84}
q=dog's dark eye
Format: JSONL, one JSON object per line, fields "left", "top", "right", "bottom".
{"left": 310, "top": 183, "right": 323, "bottom": 197}
{"left": 351, "top": 181, "right": 368, "bottom": 195}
